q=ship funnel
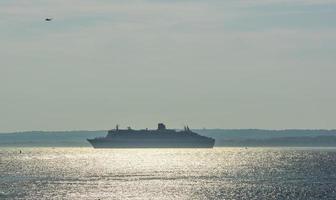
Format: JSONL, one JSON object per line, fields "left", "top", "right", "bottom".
{"left": 158, "top": 123, "right": 166, "bottom": 130}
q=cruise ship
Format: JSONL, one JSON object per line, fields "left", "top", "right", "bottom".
{"left": 87, "top": 123, "right": 215, "bottom": 148}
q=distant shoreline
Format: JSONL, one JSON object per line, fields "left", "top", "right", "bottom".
{"left": 1, "top": 129, "right": 336, "bottom": 147}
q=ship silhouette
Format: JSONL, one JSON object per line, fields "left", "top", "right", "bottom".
{"left": 87, "top": 123, "right": 215, "bottom": 148}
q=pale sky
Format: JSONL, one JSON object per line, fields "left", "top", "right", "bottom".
{"left": 1, "top": 0, "right": 336, "bottom": 132}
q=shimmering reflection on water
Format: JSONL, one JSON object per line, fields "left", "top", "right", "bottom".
{"left": 1, "top": 148, "right": 336, "bottom": 199}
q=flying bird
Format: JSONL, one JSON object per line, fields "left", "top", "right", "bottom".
{"left": 45, "top": 18, "right": 53, "bottom": 21}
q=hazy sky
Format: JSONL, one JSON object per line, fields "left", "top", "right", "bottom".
{"left": 1, "top": 0, "right": 336, "bottom": 132}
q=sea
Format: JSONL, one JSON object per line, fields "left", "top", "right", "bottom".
{"left": 1, "top": 147, "right": 336, "bottom": 200}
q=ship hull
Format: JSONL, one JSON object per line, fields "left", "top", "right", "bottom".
{"left": 87, "top": 139, "right": 215, "bottom": 148}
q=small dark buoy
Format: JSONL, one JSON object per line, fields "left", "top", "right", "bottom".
{"left": 45, "top": 18, "right": 53, "bottom": 21}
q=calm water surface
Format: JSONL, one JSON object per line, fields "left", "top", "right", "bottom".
{"left": 1, "top": 147, "right": 336, "bottom": 199}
